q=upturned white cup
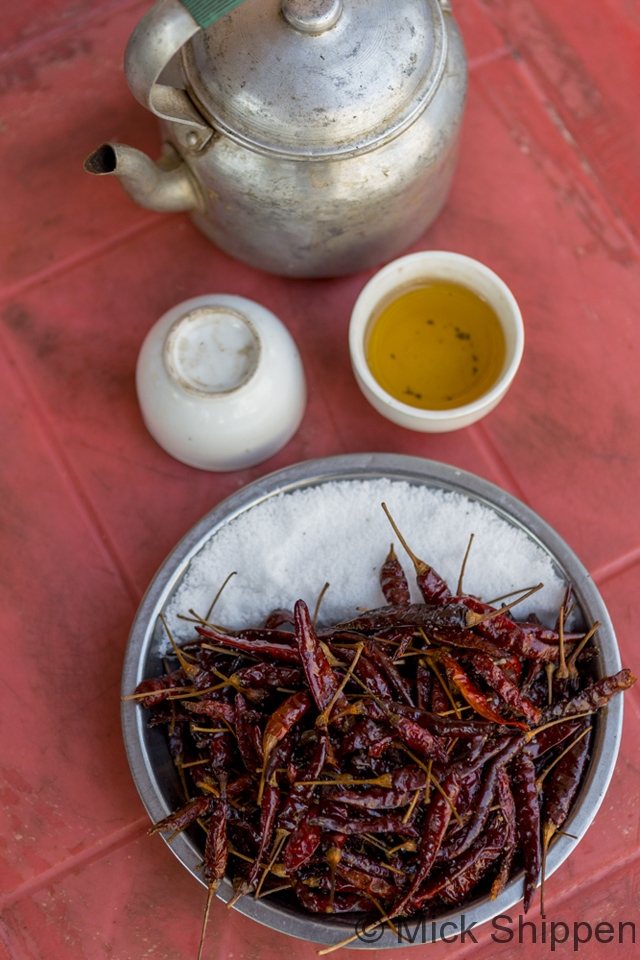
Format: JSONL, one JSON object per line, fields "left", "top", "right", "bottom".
{"left": 349, "top": 251, "right": 525, "bottom": 432}
{"left": 136, "top": 294, "right": 306, "bottom": 470}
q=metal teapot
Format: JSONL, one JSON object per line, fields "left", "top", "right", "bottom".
{"left": 85, "top": 0, "right": 467, "bottom": 278}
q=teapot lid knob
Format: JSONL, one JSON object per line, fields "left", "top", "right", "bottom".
{"left": 282, "top": 0, "right": 343, "bottom": 34}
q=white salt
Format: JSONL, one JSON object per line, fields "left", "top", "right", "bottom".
{"left": 164, "top": 479, "right": 568, "bottom": 644}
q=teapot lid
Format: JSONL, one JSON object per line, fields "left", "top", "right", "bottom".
{"left": 182, "top": 0, "right": 448, "bottom": 159}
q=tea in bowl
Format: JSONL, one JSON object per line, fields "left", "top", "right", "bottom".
{"left": 349, "top": 251, "right": 524, "bottom": 432}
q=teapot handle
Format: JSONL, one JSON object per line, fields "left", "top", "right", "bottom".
{"left": 125, "top": 0, "right": 246, "bottom": 132}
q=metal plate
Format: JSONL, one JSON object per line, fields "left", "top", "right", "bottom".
{"left": 121, "top": 453, "right": 623, "bottom": 948}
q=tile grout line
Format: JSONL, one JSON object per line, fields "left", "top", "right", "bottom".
{"left": 0, "top": 332, "right": 143, "bottom": 610}
{"left": 467, "top": 46, "right": 512, "bottom": 72}
{"left": 0, "top": 214, "right": 167, "bottom": 307}
{"left": 513, "top": 57, "right": 640, "bottom": 261}
{"left": 545, "top": 843, "right": 640, "bottom": 916}
{"left": 591, "top": 545, "right": 640, "bottom": 587}
{"left": 0, "top": 0, "right": 145, "bottom": 64}
{"left": 0, "top": 817, "right": 150, "bottom": 911}
{"left": 470, "top": 0, "right": 640, "bottom": 262}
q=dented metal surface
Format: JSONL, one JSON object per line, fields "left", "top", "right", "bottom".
{"left": 86, "top": 0, "right": 467, "bottom": 277}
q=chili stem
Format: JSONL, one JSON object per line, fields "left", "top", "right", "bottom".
{"left": 524, "top": 711, "right": 593, "bottom": 743}
{"left": 200, "top": 642, "right": 261, "bottom": 662}
{"left": 485, "top": 585, "right": 543, "bottom": 606}
{"left": 397, "top": 745, "right": 461, "bottom": 825}
{"left": 205, "top": 570, "right": 237, "bottom": 622}
{"left": 545, "top": 663, "right": 555, "bottom": 705}
{"left": 121, "top": 686, "right": 195, "bottom": 702}
{"left": 160, "top": 614, "right": 200, "bottom": 680}
{"left": 556, "top": 605, "right": 569, "bottom": 679}
{"left": 255, "top": 829, "right": 289, "bottom": 899}
{"left": 426, "top": 657, "right": 462, "bottom": 719}
{"left": 189, "top": 726, "right": 229, "bottom": 734}
{"left": 464, "top": 583, "right": 544, "bottom": 627}
{"left": 317, "top": 915, "right": 389, "bottom": 954}
{"left": 317, "top": 642, "right": 364, "bottom": 728}
{"left": 402, "top": 788, "right": 423, "bottom": 824}
{"left": 256, "top": 882, "right": 292, "bottom": 899}
{"left": 566, "top": 622, "right": 600, "bottom": 677}
{"left": 381, "top": 502, "right": 430, "bottom": 578}
{"left": 197, "top": 885, "right": 216, "bottom": 960}
{"left": 457, "top": 532, "right": 475, "bottom": 596}
{"left": 313, "top": 582, "right": 331, "bottom": 628}
{"left": 295, "top": 774, "right": 393, "bottom": 788}
{"left": 187, "top": 609, "right": 228, "bottom": 633}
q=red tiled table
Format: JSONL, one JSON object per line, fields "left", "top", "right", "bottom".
{"left": 1, "top": 1, "right": 640, "bottom": 957}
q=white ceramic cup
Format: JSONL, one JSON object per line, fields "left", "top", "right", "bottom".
{"left": 136, "top": 294, "right": 306, "bottom": 470}
{"left": 349, "top": 251, "right": 524, "bottom": 432}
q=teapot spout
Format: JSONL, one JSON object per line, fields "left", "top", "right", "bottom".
{"left": 83, "top": 143, "right": 200, "bottom": 213}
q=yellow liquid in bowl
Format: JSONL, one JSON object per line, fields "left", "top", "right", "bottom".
{"left": 366, "top": 282, "right": 506, "bottom": 411}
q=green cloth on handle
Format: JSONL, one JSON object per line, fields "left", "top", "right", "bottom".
{"left": 180, "top": 0, "right": 247, "bottom": 29}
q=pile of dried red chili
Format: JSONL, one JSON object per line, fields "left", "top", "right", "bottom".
{"left": 130, "top": 531, "right": 635, "bottom": 923}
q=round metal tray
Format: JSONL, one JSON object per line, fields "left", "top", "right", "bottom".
{"left": 122, "top": 454, "right": 623, "bottom": 948}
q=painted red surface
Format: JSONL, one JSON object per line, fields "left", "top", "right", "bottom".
{"left": 1, "top": 0, "right": 639, "bottom": 956}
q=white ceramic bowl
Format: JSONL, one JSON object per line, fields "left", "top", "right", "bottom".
{"left": 349, "top": 251, "right": 524, "bottom": 432}
{"left": 136, "top": 294, "right": 306, "bottom": 470}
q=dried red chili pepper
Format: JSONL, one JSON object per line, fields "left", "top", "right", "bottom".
{"left": 181, "top": 697, "right": 236, "bottom": 725}
{"left": 441, "top": 652, "right": 529, "bottom": 730}
{"left": 196, "top": 625, "right": 301, "bottom": 663}
{"left": 328, "top": 767, "right": 426, "bottom": 811}
{"left": 417, "top": 806, "right": 510, "bottom": 909}
{"left": 524, "top": 720, "right": 582, "bottom": 759}
{"left": 391, "top": 772, "right": 460, "bottom": 917}
{"left": 242, "top": 782, "right": 281, "bottom": 892}
{"left": 344, "top": 649, "right": 394, "bottom": 700}
{"left": 148, "top": 795, "right": 212, "bottom": 836}
{"left": 232, "top": 662, "right": 302, "bottom": 692}
{"left": 310, "top": 804, "right": 421, "bottom": 838}
{"left": 416, "top": 660, "right": 432, "bottom": 710}
{"left": 381, "top": 700, "right": 494, "bottom": 738}
{"left": 339, "top": 848, "right": 401, "bottom": 883}
{"left": 541, "top": 669, "right": 636, "bottom": 721}
{"left": 283, "top": 813, "right": 323, "bottom": 873}
{"left": 438, "top": 738, "right": 522, "bottom": 860}
{"left": 262, "top": 690, "right": 311, "bottom": 762}
{"left": 263, "top": 608, "right": 295, "bottom": 629}
{"left": 469, "top": 651, "right": 541, "bottom": 723}
{"left": 337, "top": 717, "right": 392, "bottom": 756}
{"left": 278, "top": 734, "right": 328, "bottom": 832}
{"left": 543, "top": 725, "right": 592, "bottom": 830}
{"left": 235, "top": 693, "right": 262, "bottom": 774}
{"left": 491, "top": 767, "right": 517, "bottom": 899}
{"left": 294, "top": 600, "right": 346, "bottom": 713}
{"left": 459, "top": 596, "right": 567, "bottom": 662}
{"left": 292, "top": 882, "right": 372, "bottom": 914}
{"left": 380, "top": 503, "right": 452, "bottom": 603}
{"left": 203, "top": 798, "right": 228, "bottom": 889}
{"left": 511, "top": 753, "right": 541, "bottom": 912}
{"left": 335, "top": 862, "right": 397, "bottom": 901}
{"left": 133, "top": 669, "right": 186, "bottom": 707}
{"left": 380, "top": 543, "right": 411, "bottom": 605}
{"left": 365, "top": 640, "right": 415, "bottom": 706}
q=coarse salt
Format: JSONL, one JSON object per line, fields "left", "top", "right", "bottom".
{"left": 164, "top": 479, "right": 569, "bottom": 645}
